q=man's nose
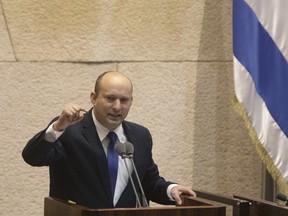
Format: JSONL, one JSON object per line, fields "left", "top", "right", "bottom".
{"left": 113, "top": 99, "right": 121, "bottom": 110}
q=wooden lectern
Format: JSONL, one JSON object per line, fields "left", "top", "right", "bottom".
{"left": 44, "top": 196, "right": 226, "bottom": 216}
{"left": 234, "top": 194, "right": 288, "bottom": 216}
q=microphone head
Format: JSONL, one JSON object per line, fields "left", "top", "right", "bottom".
{"left": 277, "top": 193, "right": 288, "bottom": 201}
{"left": 114, "top": 143, "right": 126, "bottom": 157}
{"left": 124, "top": 142, "right": 134, "bottom": 155}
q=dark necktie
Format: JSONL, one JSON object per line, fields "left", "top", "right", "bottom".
{"left": 107, "top": 131, "right": 118, "bottom": 198}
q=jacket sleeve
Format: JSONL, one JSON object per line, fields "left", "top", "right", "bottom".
{"left": 22, "top": 117, "right": 64, "bottom": 166}
{"left": 142, "top": 152, "right": 176, "bottom": 205}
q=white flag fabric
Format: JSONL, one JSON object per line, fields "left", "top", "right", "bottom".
{"left": 233, "top": 0, "right": 288, "bottom": 193}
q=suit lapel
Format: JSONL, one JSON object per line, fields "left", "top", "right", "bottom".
{"left": 81, "top": 109, "right": 113, "bottom": 203}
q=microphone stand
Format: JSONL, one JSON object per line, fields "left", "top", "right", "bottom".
{"left": 128, "top": 156, "right": 149, "bottom": 207}
{"left": 122, "top": 157, "right": 142, "bottom": 207}
{"left": 125, "top": 142, "right": 148, "bottom": 207}
{"left": 114, "top": 143, "right": 143, "bottom": 207}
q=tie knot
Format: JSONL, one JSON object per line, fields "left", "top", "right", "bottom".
{"left": 107, "top": 131, "right": 117, "bottom": 145}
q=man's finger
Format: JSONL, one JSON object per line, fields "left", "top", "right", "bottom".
{"left": 175, "top": 195, "right": 182, "bottom": 205}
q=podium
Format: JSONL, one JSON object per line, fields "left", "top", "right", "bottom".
{"left": 44, "top": 196, "right": 226, "bottom": 216}
{"left": 194, "top": 190, "right": 250, "bottom": 216}
{"left": 234, "top": 194, "right": 288, "bottom": 216}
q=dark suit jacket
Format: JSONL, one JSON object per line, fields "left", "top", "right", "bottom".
{"left": 22, "top": 109, "right": 175, "bottom": 208}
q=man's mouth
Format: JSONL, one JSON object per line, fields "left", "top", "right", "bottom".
{"left": 108, "top": 113, "right": 121, "bottom": 119}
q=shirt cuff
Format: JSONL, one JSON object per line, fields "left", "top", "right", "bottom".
{"left": 44, "top": 122, "right": 64, "bottom": 142}
{"left": 167, "top": 184, "right": 179, "bottom": 201}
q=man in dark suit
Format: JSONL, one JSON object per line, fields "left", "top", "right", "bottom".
{"left": 22, "top": 71, "right": 196, "bottom": 208}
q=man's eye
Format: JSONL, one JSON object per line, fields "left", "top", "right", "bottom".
{"left": 120, "top": 98, "right": 129, "bottom": 103}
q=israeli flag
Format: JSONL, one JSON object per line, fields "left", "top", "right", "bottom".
{"left": 233, "top": 0, "right": 288, "bottom": 193}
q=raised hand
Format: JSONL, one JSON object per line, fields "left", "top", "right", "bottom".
{"left": 53, "top": 104, "right": 87, "bottom": 131}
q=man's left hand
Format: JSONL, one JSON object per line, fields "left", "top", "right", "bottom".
{"left": 170, "top": 185, "right": 197, "bottom": 205}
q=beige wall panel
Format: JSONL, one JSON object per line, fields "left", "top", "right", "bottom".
{"left": 0, "top": 5, "right": 15, "bottom": 61}
{"left": 119, "top": 62, "right": 262, "bottom": 201}
{"left": 2, "top": 0, "right": 231, "bottom": 62}
{"left": 0, "top": 62, "right": 117, "bottom": 216}
{"left": 191, "top": 63, "right": 262, "bottom": 196}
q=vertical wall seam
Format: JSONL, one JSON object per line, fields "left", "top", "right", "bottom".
{"left": 0, "top": 0, "right": 17, "bottom": 61}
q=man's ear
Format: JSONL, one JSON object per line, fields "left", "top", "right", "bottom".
{"left": 90, "top": 92, "right": 97, "bottom": 105}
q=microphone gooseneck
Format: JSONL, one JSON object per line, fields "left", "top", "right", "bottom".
{"left": 124, "top": 142, "right": 148, "bottom": 207}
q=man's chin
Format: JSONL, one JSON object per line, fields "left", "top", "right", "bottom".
{"left": 107, "top": 119, "right": 122, "bottom": 129}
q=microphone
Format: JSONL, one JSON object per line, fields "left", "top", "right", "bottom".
{"left": 124, "top": 142, "right": 148, "bottom": 207}
{"left": 125, "top": 142, "right": 134, "bottom": 157}
{"left": 114, "top": 143, "right": 126, "bottom": 157}
{"left": 114, "top": 143, "right": 142, "bottom": 207}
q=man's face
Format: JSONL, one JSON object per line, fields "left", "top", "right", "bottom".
{"left": 90, "top": 73, "right": 133, "bottom": 130}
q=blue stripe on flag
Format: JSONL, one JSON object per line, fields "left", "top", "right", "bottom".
{"left": 233, "top": 0, "right": 288, "bottom": 137}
